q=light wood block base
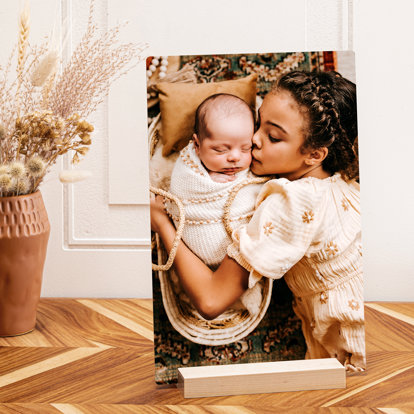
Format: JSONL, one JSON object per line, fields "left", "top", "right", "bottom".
{"left": 178, "top": 357, "right": 346, "bottom": 398}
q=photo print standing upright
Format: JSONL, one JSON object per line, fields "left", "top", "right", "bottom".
{"left": 147, "top": 51, "right": 365, "bottom": 385}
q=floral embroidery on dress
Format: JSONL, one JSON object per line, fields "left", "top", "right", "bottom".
{"left": 342, "top": 198, "right": 350, "bottom": 211}
{"left": 263, "top": 221, "right": 275, "bottom": 236}
{"left": 325, "top": 241, "right": 339, "bottom": 257}
{"left": 320, "top": 291, "right": 328, "bottom": 304}
{"left": 302, "top": 210, "right": 314, "bottom": 223}
{"left": 348, "top": 299, "right": 360, "bottom": 311}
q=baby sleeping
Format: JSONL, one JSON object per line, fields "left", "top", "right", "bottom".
{"left": 166, "top": 93, "right": 266, "bottom": 315}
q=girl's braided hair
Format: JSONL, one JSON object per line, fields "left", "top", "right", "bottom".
{"left": 273, "top": 70, "right": 359, "bottom": 181}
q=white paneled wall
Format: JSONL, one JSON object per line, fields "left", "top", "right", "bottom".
{"left": 1, "top": 0, "right": 413, "bottom": 300}
{"left": 354, "top": 0, "right": 414, "bottom": 301}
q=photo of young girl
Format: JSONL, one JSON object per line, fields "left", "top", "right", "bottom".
{"left": 148, "top": 52, "right": 364, "bottom": 384}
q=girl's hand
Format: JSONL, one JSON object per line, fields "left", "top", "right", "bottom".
{"left": 150, "top": 195, "right": 170, "bottom": 233}
{"left": 150, "top": 194, "right": 249, "bottom": 320}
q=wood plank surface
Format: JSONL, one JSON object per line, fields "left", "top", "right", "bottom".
{"left": 0, "top": 300, "right": 412, "bottom": 412}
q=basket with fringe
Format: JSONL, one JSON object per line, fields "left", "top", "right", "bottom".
{"left": 149, "top": 114, "right": 273, "bottom": 345}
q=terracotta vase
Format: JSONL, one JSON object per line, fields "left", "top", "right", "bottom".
{"left": 0, "top": 191, "right": 50, "bottom": 336}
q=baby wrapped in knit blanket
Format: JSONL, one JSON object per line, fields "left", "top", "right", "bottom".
{"left": 165, "top": 93, "right": 268, "bottom": 316}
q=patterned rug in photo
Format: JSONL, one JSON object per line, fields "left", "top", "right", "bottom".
{"left": 179, "top": 51, "right": 336, "bottom": 97}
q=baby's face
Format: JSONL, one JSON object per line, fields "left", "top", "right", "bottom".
{"left": 194, "top": 113, "right": 253, "bottom": 175}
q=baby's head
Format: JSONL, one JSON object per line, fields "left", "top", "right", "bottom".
{"left": 193, "top": 93, "right": 254, "bottom": 176}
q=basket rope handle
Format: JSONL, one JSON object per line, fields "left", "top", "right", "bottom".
{"left": 150, "top": 186, "right": 186, "bottom": 271}
{"left": 222, "top": 176, "right": 271, "bottom": 237}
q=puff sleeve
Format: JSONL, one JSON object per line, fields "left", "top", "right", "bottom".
{"left": 227, "top": 178, "right": 326, "bottom": 286}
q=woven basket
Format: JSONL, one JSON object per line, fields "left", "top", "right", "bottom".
{"left": 149, "top": 115, "right": 273, "bottom": 345}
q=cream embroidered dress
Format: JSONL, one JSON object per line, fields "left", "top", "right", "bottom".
{"left": 227, "top": 174, "right": 365, "bottom": 371}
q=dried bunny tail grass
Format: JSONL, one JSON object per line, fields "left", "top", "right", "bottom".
{"left": 0, "top": 165, "right": 9, "bottom": 175}
{"left": 9, "top": 161, "right": 26, "bottom": 178}
{"left": 0, "top": 173, "right": 12, "bottom": 191}
{"left": 27, "top": 156, "right": 46, "bottom": 177}
{"left": 31, "top": 49, "right": 60, "bottom": 87}
{"left": 59, "top": 169, "right": 92, "bottom": 183}
{"left": 10, "top": 177, "right": 29, "bottom": 196}
{"left": 17, "top": 44, "right": 50, "bottom": 115}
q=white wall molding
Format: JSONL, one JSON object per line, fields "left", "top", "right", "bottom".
{"left": 61, "top": 0, "right": 151, "bottom": 250}
{"left": 107, "top": 0, "right": 149, "bottom": 205}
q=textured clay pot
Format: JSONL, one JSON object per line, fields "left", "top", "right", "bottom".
{"left": 0, "top": 191, "right": 50, "bottom": 336}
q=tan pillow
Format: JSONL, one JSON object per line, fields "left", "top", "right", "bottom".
{"left": 155, "top": 73, "right": 258, "bottom": 156}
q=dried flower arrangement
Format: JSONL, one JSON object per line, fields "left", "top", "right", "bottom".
{"left": 0, "top": 1, "right": 146, "bottom": 196}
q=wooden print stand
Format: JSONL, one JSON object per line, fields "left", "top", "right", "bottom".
{"left": 178, "top": 358, "right": 345, "bottom": 398}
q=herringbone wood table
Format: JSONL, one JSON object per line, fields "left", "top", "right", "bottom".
{"left": 0, "top": 300, "right": 413, "bottom": 413}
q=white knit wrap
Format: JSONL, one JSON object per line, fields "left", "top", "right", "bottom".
{"left": 166, "top": 142, "right": 265, "bottom": 316}
{"left": 166, "top": 141, "right": 263, "bottom": 268}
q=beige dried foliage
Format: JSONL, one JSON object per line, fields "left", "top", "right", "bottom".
{"left": 0, "top": 0, "right": 147, "bottom": 196}
{"left": 41, "top": 71, "right": 56, "bottom": 109}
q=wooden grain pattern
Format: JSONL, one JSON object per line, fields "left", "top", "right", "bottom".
{"left": 366, "top": 303, "right": 414, "bottom": 326}
{"left": 0, "top": 405, "right": 402, "bottom": 413}
{"left": 77, "top": 299, "right": 154, "bottom": 341}
{"left": 368, "top": 302, "right": 414, "bottom": 320}
{"left": 54, "top": 404, "right": 258, "bottom": 413}
{"left": 0, "top": 405, "right": 395, "bottom": 413}
{"left": 365, "top": 307, "right": 414, "bottom": 352}
{"left": 0, "top": 404, "right": 62, "bottom": 413}
{"left": 0, "top": 300, "right": 412, "bottom": 411}
{"left": 322, "top": 364, "right": 414, "bottom": 407}
{"left": 379, "top": 408, "right": 414, "bottom": 414}
{"left": 0, "top": 348, "right": 68, "bottom": 376}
